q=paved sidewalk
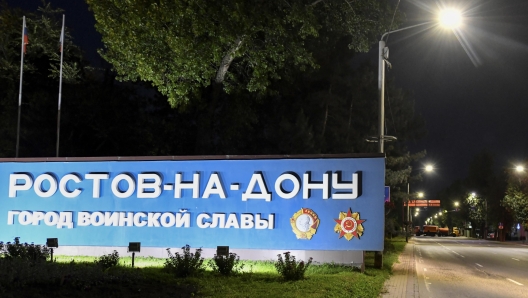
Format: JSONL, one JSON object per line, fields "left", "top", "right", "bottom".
{"left": 381, "top": 240, "right": 418, "bottom": 298}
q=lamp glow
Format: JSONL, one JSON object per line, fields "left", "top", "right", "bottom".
{"left": 425, "top": 165, "right": 434, "bottom": 172}
{"left": 516, "top": 165, "right": 524, "bottom": 172}
{"left": 439, "top": 9, "right": 462, "bottom": 29}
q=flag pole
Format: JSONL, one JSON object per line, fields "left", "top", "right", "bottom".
{"left": 56, "top": 14, "right": 65, "bottom": 157}
{"left": 16, "top": 16, "right": 26, "bottom": 158}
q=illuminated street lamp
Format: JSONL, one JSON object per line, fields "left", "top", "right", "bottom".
{"left": 516, "top": 165, "right": 525, "bottom": 173}
{"left": 373, "top": 10, "right": 461, "bottom": 153}
{"left": 439, "top": 9, "right": 463, "bottom": 29}
{"left": 372, "top": 10, "right": 461, "bottom": 262}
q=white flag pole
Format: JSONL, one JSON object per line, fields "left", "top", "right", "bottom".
{"left": 56, "top": 14, "right": 65, "bottom": 157}
{"left": 16, "top": 16, "right": 26, "bottom": 158}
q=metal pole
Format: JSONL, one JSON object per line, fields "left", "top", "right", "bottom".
{"left": 16, "top": 16, "right": 26, "bottom": 158}
{"left": 406, "top": 182, "right": 410, "bottom": 242}
{"left": 378, "top": 40, "right": 386, "bottom": 154}
{"left": 56, "top": 14, "right": 65, "bottom": 157}
{"left": 374, "top": 21, "right": 432, "bottom": 270}
{"left": 375, "top": 39, "right": 387, "bottom": 268}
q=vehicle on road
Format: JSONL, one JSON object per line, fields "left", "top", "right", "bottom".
{"left": 438, "top": 227, "right": 450, "bottom": 236}
{"left": 414, "top": 226, "right": 422, "bottom": 236}
{"left": 451, "top": 227, "right": 461, "bottom": 237}
{"left": 423, "top": 225, "right": 438, "bottom": 236}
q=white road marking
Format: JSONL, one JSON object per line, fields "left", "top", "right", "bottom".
{"left": 475, "top": 263, "right": 483, "bottom": 267}
{"left": 437, "top": 242, "right": 465, "bottom": 257}
{"left": 507, "top": 278, "right": 523, "bottom": 286}
{"left": 512, "top": 258, "right": 520, "bottom": 261}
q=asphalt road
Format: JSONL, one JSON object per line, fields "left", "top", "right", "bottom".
{"left": 413, "top": 236, "right": 528, "bottom": 298}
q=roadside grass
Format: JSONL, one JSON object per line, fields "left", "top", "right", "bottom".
{"left": 1, "top": 238, "right": 406, "bottom": 298}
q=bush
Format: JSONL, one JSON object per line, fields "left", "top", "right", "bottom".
{"left": 0, "top": 258, "right": 145, "bottom": 291}
{"left": 274, "top": 252, "right": 312, "bottom": 281}
{"left": 164, "top": 245, "right": 204, "bottom": 277}
{"left": 0, "top": 237, "right": 50, "bottom": 263}
{"left": 208, "top": 252, "right": 245, "bottom": 276}
{"left": 94, "top": 250, "right": 120, "bottom": 270}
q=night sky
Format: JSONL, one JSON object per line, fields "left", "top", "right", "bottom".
{"left": 384, "top": 0, "right": 528, "bottom": 194}
{"left": 7, "top": 0, "right": 528, "bottom": 197}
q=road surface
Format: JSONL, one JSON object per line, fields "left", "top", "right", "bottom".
{"left": 413, "top": 236, "right": 527, "bottom": 298}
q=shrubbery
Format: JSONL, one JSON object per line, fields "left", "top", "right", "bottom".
{"left": 164, "top": 244, "right": 204, "bottom": 277}
{"left": 0, "top": 237, "right": 50, "bottom": 263}
{"left": 94, "top": 250, "right": 120, "bottom": 270}
{"left": 274, "top": 252, "right": 312, "bottom": 281}
{"left": 0, "top": 238, "right": 142, "bottom": 291}
{"left": 208, "top": 252, "right": 244, "bottom": 276}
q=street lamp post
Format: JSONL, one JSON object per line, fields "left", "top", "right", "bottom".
{"left": 374, "top": 7, "right": 461, "bottom": 268}
{"left": 376, "top": 9, "right": 462, "bottom": 151}
{"left": 376, "top": 22, "right": 431, "bottom": 152}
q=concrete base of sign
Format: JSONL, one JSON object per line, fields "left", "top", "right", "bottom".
{"left": 53, "top": 246, "right": 364, "bottom": 269}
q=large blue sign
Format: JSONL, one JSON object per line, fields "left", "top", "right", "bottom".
{"left": 0, "top": 156, "right": 385, "bottom": 251}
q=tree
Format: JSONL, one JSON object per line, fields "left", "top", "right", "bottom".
{"left": 464, "top": 151, "right": 506, "bottom": 237}
{"left": 503, "top": 168, "right": 528, "bottom": 235}
{"left": 86, "top": 0, "right": 395, "bottom": 106}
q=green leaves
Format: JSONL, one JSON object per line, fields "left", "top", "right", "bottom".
{"left": 503, "top": 173, "right": 528, "bottom": 228}
{"left": 87, "top": 0, "right": 393, "bottom": 106}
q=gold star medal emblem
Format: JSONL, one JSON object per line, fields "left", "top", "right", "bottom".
{"left": 290, "top": 208, "right": 320, "bottom": 240}
{"left": 334, "top": 208, "right": 366, "bottom": 241}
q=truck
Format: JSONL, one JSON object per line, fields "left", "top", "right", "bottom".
{"left": 414, "top": 226, "right": 422, "bottom": 236}
{"left": 438, "top": 227, "right": 449, "bottom": 237}
{"left": 423, "top": 225, "right": 438, "bottom": 236}
{"left": 451, "top": 227, "right": 460, "bottom": 237}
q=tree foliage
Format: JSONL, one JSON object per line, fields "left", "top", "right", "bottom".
{"left": 503, "top": 168, "right": 528, "bottom": 230}
{"left": 86, "top": 0, "right": 395, "bottom": 106}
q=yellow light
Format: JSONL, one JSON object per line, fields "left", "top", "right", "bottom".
{"left": 439, "top": 9, "right": 462, "bottom": 29}
{"left": 425, "top": 165, "right": 434, "bottom": 172}
{"left": 417, "top": 192, "right": 424, "bottom": 198}
{"left": 516, "top": 165, "right": 525, "bottom": 172}
{"left": 454, "top": 202, "right": 459, "bottom": 207}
